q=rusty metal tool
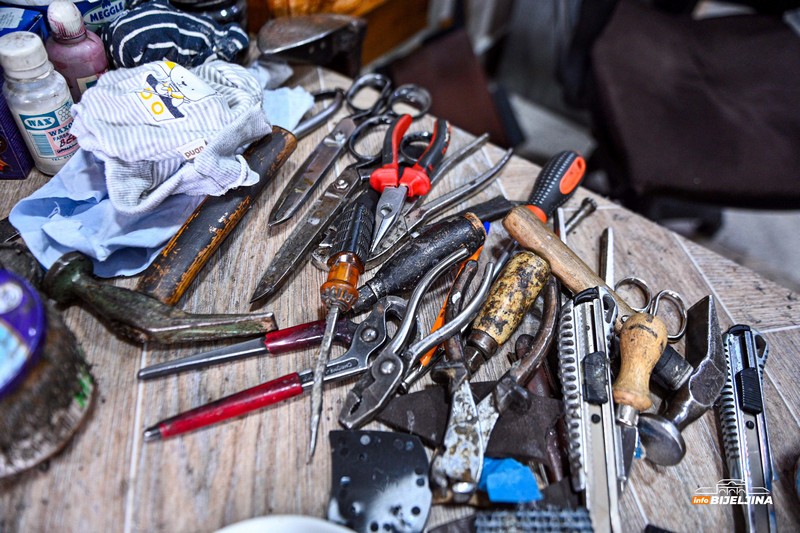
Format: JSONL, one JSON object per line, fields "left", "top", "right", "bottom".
{"left": 143, "top": 296, "right": 416, "bottom": 441}
{"left": 137, "top": 317, "right": 358, "bottom": 380}
{"left": 339, "top": 248, "right": 495, "bottom": 429}
{"left": 308, "top": 189, "right": 378, "bottom": 461}
{"left": 135, "top": 127, "right": 296, "bottom": 306}
{"left": 41, "top": 252, "right": 277, "bottom": 345}
{"left": 557, "top": 286, "right": 623, "bottom": 533}
{"left": 717, "top": 325, "right": 777, "bottom": 533}
{"left": 257, "top": 14, "right": 367, "bottom": 78}
{"left": 437, "top": 273, "right": 559, "bottom": 504}
{"left": 638, "top": 296, "right": 726, "bottom": 466}
{"left": 503, "top": 208, "right": 693, "bottom": 391}
{"left": 310, "top": 133, "right": 491, "bottom": 270}
{"left": 429, "top": 260, "right": 482, "bottom": 503}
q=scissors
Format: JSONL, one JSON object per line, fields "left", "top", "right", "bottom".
{"left": 268, "top": 73, "right": 432, "bottom": 227}
{"left": 340, "top": 97, "right": 451, "bottom": 252}
{"left": 614, "top": 276, "right": 687, "bottom": 342}
{"left": 250, "top": 99, "right": 437, "bottom": 304}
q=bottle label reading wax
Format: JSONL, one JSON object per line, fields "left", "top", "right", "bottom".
{"left": 17, "top": 101, "right": 78, "bottom": 162}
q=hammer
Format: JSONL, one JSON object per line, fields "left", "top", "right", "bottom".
{"left": 637, "top": 295, "right": 726, "bottom": 466}
{"left": 502, "top": 206, "right": 693, "bottom": 390}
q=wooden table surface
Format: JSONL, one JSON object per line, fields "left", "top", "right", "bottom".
{"left": 1, "top": 67, "right": 799, "bottom": 533}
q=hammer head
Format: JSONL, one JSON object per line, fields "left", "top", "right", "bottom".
{"left": 660, "top": 295, "right": 726, "bottom": 431}
{"left": 639, "top": 296, "right": 725, "bottom": 466}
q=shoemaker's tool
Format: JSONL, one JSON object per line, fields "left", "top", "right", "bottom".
{"left": 369, "top": 115, "right": 451, "bottom": 252}
{"left": 137, "top": 317, "right": 358, "bottom": 380}
{"left": 352, "top": 212, "right": 487, "bottom": 314}
{"left": 717, "top": 325, "right": 777, "bottom": 533}
{"left": 328, "top": 430, "right": 431, "bottom": 533}
{"left": 0, "top": 245, "right": 94, "bottom": 479}
{"left": 598, "top": 227, "right": 692, "bottom": 395}
{"left": 363, "top": 145, "right": 513, "bottom": 270}
{"left": 558, "top": 286, "right": 624, "bottom": 533}
{"left": 269, "top": 74, "right": 431, "bottom": 227}
{"left": 463, "top": 251, "right": 551, "bottom": 373}
{"left": 429, "top": 259, "right": 483, "bottom": 503}
{"left": 613, "top": 277, "right": 687, "bottom": 342}
{"left": 503, "top": 210, "right": 694, "bottom": 391}
{"left": 339, "top": 249, "right": 495, "bottom": 429}
{"left": 258, "top": 14, "right": 367, "bottom": 78}
{"left": 43, "top": 252, "right": 277, "bottom": 345}
{"left": 252, "top": 89, "right": 433, "bottom": 304}
{"left": 377, "top": 380, "right": 563, "bottom": 468}
{"left": 430, "top": 271, "right": 559, "bottom": 504}
{"left": 136, "top": 127, "right": 296, "bottom": 306}
{"left": 638, "top": 296, "right": 726, "bottom": 466}
{"left": 308, "top": 189, "right": 378, "bottom": 461}
{"left": 143, "top": 296, "right": 417, "bottom": 441}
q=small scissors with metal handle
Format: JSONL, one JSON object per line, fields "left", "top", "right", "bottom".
{"left": 614, "top": 276, "right": 687, "bottom": 342}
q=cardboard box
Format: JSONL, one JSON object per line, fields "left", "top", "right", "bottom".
{"left": 0, "top": 7, "right": 48, "bottom": 178}
{"left": 0, "top": 92, "right": 34, "bottom": 179}
{"left": 0, "top": 6, "right": 46, "bottom": 39}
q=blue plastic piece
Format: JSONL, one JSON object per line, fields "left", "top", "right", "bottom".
{"left": 477, "top": 457, "right": 542, "bottom": 504}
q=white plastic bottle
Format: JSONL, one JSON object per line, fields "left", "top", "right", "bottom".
{"left": 0, "top": 31, "right": 78, "bottom": 175}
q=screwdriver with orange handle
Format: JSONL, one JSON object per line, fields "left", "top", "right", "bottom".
{"left": 308, "top": 188, "right": 379, "bottom": 461}
{"left": 399, "top": 150, "right": 586, "bottom": 392}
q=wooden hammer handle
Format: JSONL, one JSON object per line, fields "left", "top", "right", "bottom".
{"left": 503, "top": 205, "right": 635, "bottom": 330}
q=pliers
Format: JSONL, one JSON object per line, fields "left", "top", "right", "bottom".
{"left": 368, "top": 114, "right": 451, "bottom": 253}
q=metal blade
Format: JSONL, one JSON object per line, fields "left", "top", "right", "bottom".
{"left": 371, "top": 186, "right": 407, "bottom": 253}
{"left": 137, "top": 337, "right": 267, "bottom": 380}
{"left": 251, "top": 166, "right": 365, "bottom": 303}
{"left": 269, "top": 118, "right": 355, "bottom": 227}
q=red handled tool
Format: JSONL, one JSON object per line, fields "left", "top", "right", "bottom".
{"left": 370, "top": 115, "right": 451, "bottom": 252}
{"left": 136, "top": 319, "right": 359, "bottom": 380}
{"left": 143, "top": 296, "right": 413, "bottom": 442}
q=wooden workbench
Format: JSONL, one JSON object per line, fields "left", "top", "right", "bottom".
{"left": 1, "top": 67, "right": 798, "bottom": 532}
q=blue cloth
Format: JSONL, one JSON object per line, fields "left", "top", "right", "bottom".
{"left": 477, "top": 457, "right": 542, "bottom": 504}
{"left": 9, "top": 149, "right": 203, "bottom": 277}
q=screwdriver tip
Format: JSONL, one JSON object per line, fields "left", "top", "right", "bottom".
{"left": 143, "top": 427, "right": 162, "bottom": 442}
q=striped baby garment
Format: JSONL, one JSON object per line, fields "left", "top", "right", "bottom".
{"left": 103, "top": 0, "right": 249, "bottom": 69}
{"left": 70, "top": 60, "right": 272, "bottom": 215}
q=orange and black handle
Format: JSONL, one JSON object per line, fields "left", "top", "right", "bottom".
{"left": 322, "top": 189, "right": 379, "bottom": 311}
{"left": 525, "top": 150, "right": 585, "bottom": 223}
{"left": 136, "top": 127, "right": 297, "bottom": 306}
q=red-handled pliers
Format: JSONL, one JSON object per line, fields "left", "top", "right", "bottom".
{"left": 369, "top": 115, "right": 451, "bottom": 253}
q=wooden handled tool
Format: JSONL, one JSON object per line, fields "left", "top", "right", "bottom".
{"left": 503, "top": 205, "right": 636, "bottom": 331}
{"left": 465, "top": 251, "right": 550, "bottom": 373}
{"left": 136, "top": 127, "right": 297, "bottom": 305}
{"left": 613, "top": 313, "right": 667, "bottom": 411}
